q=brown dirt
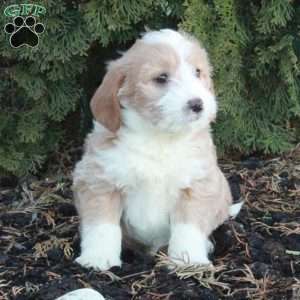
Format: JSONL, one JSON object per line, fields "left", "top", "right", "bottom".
{"left": 0, "top": 146, "right": 299, "bottom": 300}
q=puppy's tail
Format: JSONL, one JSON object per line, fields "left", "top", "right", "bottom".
{"left": 229, "top": 202, "right": 243, "bottom": 219}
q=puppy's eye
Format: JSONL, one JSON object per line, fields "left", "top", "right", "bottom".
{"left": 154, "top": 73, "right": 169, "bottom": 84}
{"left": 196, "top": 68, "right": 201, "bottom": 78}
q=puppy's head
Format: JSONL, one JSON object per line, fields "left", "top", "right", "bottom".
{"left": 91, "top": 29, "right": 216, "bottom": 133}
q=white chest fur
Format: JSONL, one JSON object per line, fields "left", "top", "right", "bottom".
{"left": 94, "top": 126, "right": 213, "bottom": 248}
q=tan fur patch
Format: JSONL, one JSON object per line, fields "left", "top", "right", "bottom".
{"left": 90, "top": 69, "right": 125, "bottom": 132}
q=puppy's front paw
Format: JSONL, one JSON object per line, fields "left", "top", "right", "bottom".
{"left": 168, "top": 224, "right": 211, "bottom": 266}
{"left": 76, "top": 223, "right": 122, "bottom": 271}
{"left": 168, "top": 243, "right": 211, "bottom": 266}
{"left": 168, "top": 250, "right": 211, "bottom": 266}
{"left": 76, "top": 252, "right": 121, "bottom": 271}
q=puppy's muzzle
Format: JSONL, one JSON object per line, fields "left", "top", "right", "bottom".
{"left": 187, "top": 98, "right": 203, "bottom": 113}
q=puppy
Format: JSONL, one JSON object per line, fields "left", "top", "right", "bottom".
{"left": 73, "top": 29, "right": 240, "bottom": 271}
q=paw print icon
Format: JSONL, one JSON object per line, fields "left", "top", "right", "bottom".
{"left": 4, "top": 16, "right": 45, "bottom": 48}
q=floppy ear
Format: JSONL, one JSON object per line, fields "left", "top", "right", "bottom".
{"left": 90, "top": 67, "right": 125, "bottom": 132}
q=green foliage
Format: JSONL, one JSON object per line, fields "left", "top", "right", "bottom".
{"left": 181, "top": 0, "right": 300, "bottom": 154}
{"left": 0, "top": 0, "right": 299, "bottom": 176}
{"left": 0, "top": 0, "right": 90, "bottom": 176}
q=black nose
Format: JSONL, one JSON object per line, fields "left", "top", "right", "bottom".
{"left": 187, "top": 98, "right": 203, "bottom": 113}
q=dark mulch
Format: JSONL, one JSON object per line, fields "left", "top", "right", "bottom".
{"left": 0, "top": 147, "right": 299, "bottom": 300}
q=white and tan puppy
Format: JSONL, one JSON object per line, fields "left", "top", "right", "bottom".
{"left": 73, "top": 29, "right": 239, "bottom": 271}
